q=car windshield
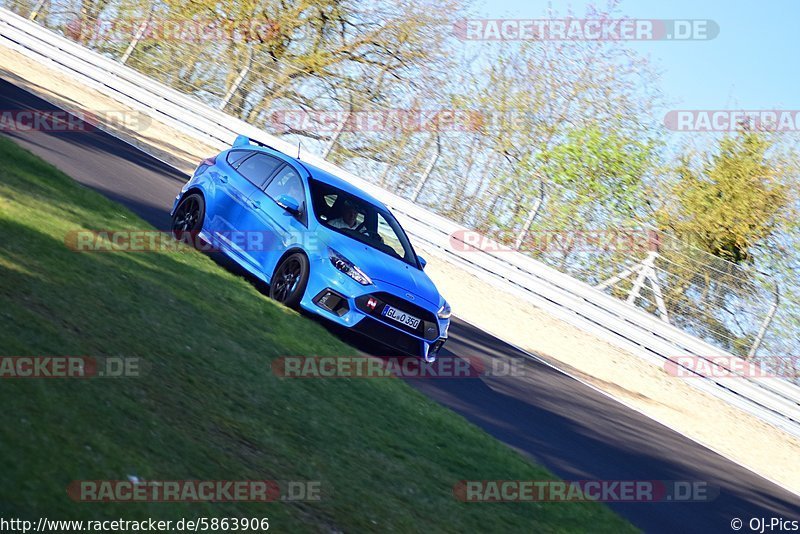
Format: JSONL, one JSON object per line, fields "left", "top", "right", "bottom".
{"left": 308, "top": 178, "right": 419, "bottom": 268}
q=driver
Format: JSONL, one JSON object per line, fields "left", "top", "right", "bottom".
{"left": 328, "top": 201, "right": 360, "bottom": 230}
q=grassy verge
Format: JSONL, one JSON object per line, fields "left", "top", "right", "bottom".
{"left": 0, "top": 136, "right": 635, "bottom": 532}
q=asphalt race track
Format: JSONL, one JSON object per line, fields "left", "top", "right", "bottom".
{"left": 1, "top": 78, "right": 798, "bottom": 533}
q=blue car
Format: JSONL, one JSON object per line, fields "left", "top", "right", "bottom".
{"left": 170, "top": 135, "right": 450, "bottom": 361}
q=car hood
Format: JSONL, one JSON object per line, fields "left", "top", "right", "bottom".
{"left": 320, "top": 229, "right": 441, "bottom": 308}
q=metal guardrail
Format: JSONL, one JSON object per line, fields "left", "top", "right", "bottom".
{"left": 2, "top": 7, "right": 799, "bottom": 439}
{"left": 6, "top": 0, "right": 792, "bottom": 362}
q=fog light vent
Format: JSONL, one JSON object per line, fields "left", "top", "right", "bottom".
{"left": 314, "top": 289, "right": 350, "bottom": 316}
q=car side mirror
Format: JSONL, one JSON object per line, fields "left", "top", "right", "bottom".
{"left": 276, "top": 194, "right": 301, "bottom": 216}
{"left": 418, "top": 256, "right": 427, "bottom": 270}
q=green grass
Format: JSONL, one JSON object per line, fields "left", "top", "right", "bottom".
{"left": 0, "top": 137, "right": 635, "bottom": 532}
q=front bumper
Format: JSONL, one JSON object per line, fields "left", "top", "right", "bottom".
{"left": 349, "top": 313, "right": 447, "bottom": 362}
{"left": 299, "top": 258, "right": 448, "bottom": 361}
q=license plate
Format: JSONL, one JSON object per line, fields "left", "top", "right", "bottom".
{"left": 381, "top": 305, "right": 421, "bottom": 329}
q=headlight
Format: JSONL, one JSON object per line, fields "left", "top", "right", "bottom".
{"left": 329, "top": 248, "right": 372, "bottom": 285}
{"left": 437, "top": 300, "right": 451, "bottom": 319}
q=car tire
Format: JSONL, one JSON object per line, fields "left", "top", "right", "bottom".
{"left": 171, "top": 193, "right": 205, "bottom": 245}
{"left": 269, "top": 252, "right": 310, "bottom": 309}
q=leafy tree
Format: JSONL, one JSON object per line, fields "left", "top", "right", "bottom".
{"left": 650, "top": 131, "right": 797, "bottom": 356}
{"left": 658, "top": 131, "right": 794, "bottom": 263}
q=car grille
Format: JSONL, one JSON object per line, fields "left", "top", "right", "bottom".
{"left": 351, "top": 316, "right": 422, "bottom": 356}
{"left": 355, "top": 292, "right": 439, "bottom": 340}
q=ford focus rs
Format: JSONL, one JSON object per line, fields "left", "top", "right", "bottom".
{"left": 170, "top": 135, "right": 450, "bottom": 361}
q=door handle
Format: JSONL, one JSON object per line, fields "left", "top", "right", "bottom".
{"left": 218, "top": 175, "right": 228, "bottom": 183}
{"left": 250, "top": 199, "right": 261, "bottom": 210}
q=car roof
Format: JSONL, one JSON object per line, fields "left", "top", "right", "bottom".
{"left": 241, "top": 144, "right": 389, "bottom": 210}
{"left": 298, "top": 161, "right": 388, "bottom": 210}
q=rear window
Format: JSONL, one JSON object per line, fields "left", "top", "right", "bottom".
{"left": 226, "top": 149, "right": 253, "bottom": 168}
{"left": 236, "top": 154, "right": 283, "bottom": 188}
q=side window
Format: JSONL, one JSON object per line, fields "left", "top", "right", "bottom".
{"left": 264, "top": 166, "right": 304, "bottom": 204}
{"left": 317, "top": 193, "right": 337, "bottom": 221}
{"left": 376, "top": 212, "right": 405, "bottom": 259}
{"left": 236, "top": 154, "right": 282, "bottom": 188}
{"left": 226, "top": 149, "right": 253, "bottom": 168}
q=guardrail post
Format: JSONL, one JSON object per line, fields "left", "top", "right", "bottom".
{"left": 514, "top": 201, "right": 540, "bottom": 250}
{"left": 748, "top": 284, "right": 780, "bottom": 359}
{"left": 28, "top": 0, "right": 46, "bottom": 20}
{"left": 119, "top": 15, "right": 152, "bottom": 65}
{"left": 219, "top": 59, "right": 252, "bottom": 111}
{"left": 513, "top": 179, "right": 545, "bottom": 250}
{"left": 321, "top": 111, "right": 349, "bottom": 158}
{"left": 410, "top": 134, "right": 440, "bottom": 202}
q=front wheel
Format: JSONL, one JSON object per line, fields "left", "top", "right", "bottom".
{"left": 269, "top": 253, "right": 310, "bottom": 309}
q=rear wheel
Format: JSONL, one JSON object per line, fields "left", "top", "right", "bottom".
{"left": 171, "top": 193, "right": 205, "bottom": 244}
{"left": 269, "top": 253, "right": 309, "bottom": 309}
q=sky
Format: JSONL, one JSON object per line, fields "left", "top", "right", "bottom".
{"left": 472, "top": 0, "right": 798, "bottom": 111}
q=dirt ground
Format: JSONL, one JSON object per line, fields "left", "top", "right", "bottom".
{"left": 1, "top": 43, "right": 798, "bottom": 495}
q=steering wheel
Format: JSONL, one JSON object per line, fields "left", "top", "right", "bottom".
{"left": 355, "top": 222, "right": 383, "bottom": 243}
